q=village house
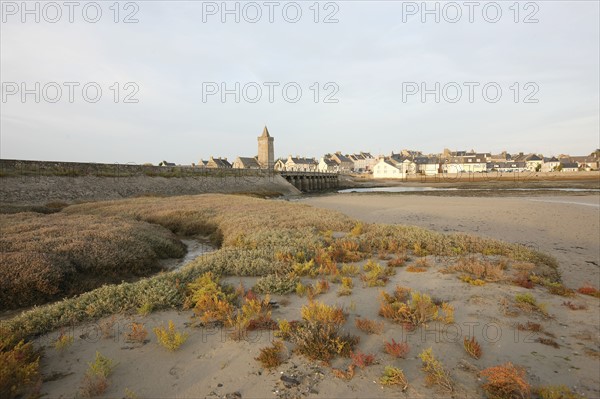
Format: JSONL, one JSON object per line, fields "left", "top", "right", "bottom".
{"left": 318, "top": 157, "right": 338, "bottom": 173}
{"left": 348, "top": 152, "right": 377, "bottom": 172}
{"left": 390, "top": 154, "right": 417, "bottom": 174}
{"left": 329, "top": 152, "right": 354, "bottom": 173}
{"left": 414, "top": 156, "right": 441, "bottom": 176}
{"left": 511, "top": 153, "right": 543, "bottom": 171}
{"left": 541, "top": 157, "right": 560, "bottom": 172}
{"left": 569, "top": 155, "right": 599, "bottom": 171}
{"left": 373, "top": 158, "right": 407, "bottom": 179}
{"left": 206, "top": 156, "right": 232, "bottom": 168}
{"left": 559, "top": 161, "right": 579, "bottom": 172}
{"left": 275, "top": 156, "right": 318, "bottom": 172}
{"left": 487, "top": 161, "right": 527, "bottom": 173}
{"left": 232, "top": 156, "right": 261, "bottom": 169}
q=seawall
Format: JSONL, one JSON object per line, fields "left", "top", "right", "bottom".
{"left": 0, "top": 159, "right": 301, "bottom": 204}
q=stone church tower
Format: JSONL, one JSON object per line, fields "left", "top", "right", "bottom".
{"left": 257, "top": 126, "right": 274, "bottom": 169}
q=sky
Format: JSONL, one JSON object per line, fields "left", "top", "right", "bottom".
{"left": 1, "top": 0, "right": 599, "bottom": 164}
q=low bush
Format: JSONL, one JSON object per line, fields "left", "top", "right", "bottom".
{"left": 383, "top": 338, "right": 409, "bottom": 358}
{"left": 153, "top": 320, "right": 188, "bottom": 351}
{"left": 447, "top": 257, "right": 504, "bottom": 282}
{"left": 255, "top": 341, "right": 285, "bottom": 369}
{"left": 418, "top": 348, "right": 453, "bottom": 392}
{"left": 79, "top": 352, "right": 114, "bottom": 397}
{"left": 379, "top": 289, "right": 453, "bottom": 328}
{"left": 350, "top": 351, "right": 375, "bottom": 369}
{"left": 0, "top": 334, "right": 40, "bottom": 399}
{"left": 253, "top": 274, "right": 298, "bottom": 295}
{"left": 480, "top": 362, "right": 530, "bottom": 399}
{"left": 361, "top": 260, "right": 392, "bottom": 287}
{"left": 125, "top": 323, "right": 148, "bottom": 343}
{"left": 339, "top": 264, "right": 360, "bottom": 277}
{"left": 535, "top": 385, "right": 583, "bottom": 399}
{"left": 54, "top": 330, "right": 74, "bottom": 352}
{"left": 577, "top": 285, "right": 600, "bottom": 298}
{"left": 286, "top": 301, "right": 358, "bottom": 362}
{"left": 380, "top": 366, "right": 408, "bottom": 390}
{"left": 354, "top": 317, "right": 384, "bottom": 334}
{"left": 185, "top": 272, "right": 235, "bottom": 325}
{"left": 337, "top": 277, "right": 354, "bottom": 296}
{"left": 514, "top": 293, "right": 548, "bottom": 316}
{"left": 463, "top": 336, "right": 482, "bottom": 359}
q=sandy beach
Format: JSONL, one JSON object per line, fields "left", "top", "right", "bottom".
{"left": 4, "top": 193, "right": 599, "bottom": 399}
{"left": 301, "top": 194, "right": 600, "bottom": 290}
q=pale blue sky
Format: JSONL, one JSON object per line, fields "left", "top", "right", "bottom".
{"left": 1, "top": 1, "right": 598, "bottom": 164}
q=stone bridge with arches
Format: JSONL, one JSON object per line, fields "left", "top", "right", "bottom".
{"left": 279, "top": 171, "right": 339, "bottom": 192}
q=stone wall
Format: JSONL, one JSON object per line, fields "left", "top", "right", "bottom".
{"left": 0, "top": 159, "right": 300, "bottom": 204}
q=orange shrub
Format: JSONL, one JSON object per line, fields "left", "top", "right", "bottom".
{"left": 383, "top": 338, "right": 409, "bottom": 358}
{"left": 480, "top": 362, "right": 530, "bottom": 399}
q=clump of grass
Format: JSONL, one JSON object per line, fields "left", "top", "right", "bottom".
{"left": 361, "top": 260, "right": 392, "bottom": 287}
{"left": 99, "top": 316, "right": 116, "bottom": 339}
{"left": 153, "top": 320, "right": 188, "bottom": 351}
{"left": 380, "top": 366, "right": 408, "bottom": 390}
{"left": 314, "top": 279, "right": 331, "bottom": 295}
{"left": 229, "top": 294, "right": 275, "bottom": 339}
{"left": 480, "top": 362, "right": 530, "bottom": 399}
{"left": 418, "top": 348, "right": 453, "bottom": 392}
{"left": 379, "top": 288, "right": 453, "bottom": 328}
{"left": 577, "top": 285, "right": 600, "bottom": 298}
{"left": 413, "top": 242, "right": 428, "bottom": 257}
{"left": 337, "top": 277, "right": 354, "bottom": 296}
{"left": 255, "top": 340, "right": 285, "bottom": 369}
{"left": 350, "top": 351, "right": 375, "bottom": 369}
{"left": 459, "top": 275, "right": 486, "bottom": 286}
{"left": 535, "top": 337, "right": 560, "bottom": 349}
{"left": 125, "top": 323, "right": 148, "bottom": 343}
{"left": 354, "top": 317, "right": 384, "bottom": 334}
{"left": 535, "top": 385, "right": 583, "bottom": 399}
{"left": 463, "top": 336, "right": 482, "bottom": 359}
{"left": 0, "top": 333, "right": 40, "bottom": 399}
{"left": 387, "top": 251, "right": 408, "bottom": 267}
{"left": 292, "top": 259, "right": 319, "bottom": 277}
{"left": 124, "top": 388, "right": 139, "bottom": 399}
{"left": 340, "top": 264, "right": 360, "bottom": 277}
{"left": 185, "top": 272, "right": 235, "bottom": 325}
{"left": 512, "top": 272, "right": 534, "bottom": 289}
{"left": 295, "top": 282, "right": 307, "bottom": 297}
{"left": 516, "top": 321, "right": 542, "bottom": 332}
{"left": 137, "top": 302, "right": 153, "bottom": 316}
{"left": 285, "top": 301, "right": 358, "bottom": 362}
{"left": 79, "top": 351, "right": 115, "bottom": 397}
{"left": 350, "top": 222, "right": 364, "bottom": 237}
{"left": 447, "top": 257, "right": 504, "bottom": 282}
{"left": 514, "top": 293, "right": 548, "bottom": 316}
{"left": 383, "top": 338, "right": 409, "bottom": 358}
{"left": 54, "top": 330, "right": 74, "bottom": 353}
{"left": 562, "top": 301, "right": 587, "bottom": 310}
{"left": 254, "top": 274, "right": 298, "bottom": 294}
{"left": 406, "top": 265, "right": 427, "bottom": 273}
{"left": 332, "top": 365, "right": 356, "bottom": 380}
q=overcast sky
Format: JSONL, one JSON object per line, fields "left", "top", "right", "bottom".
{"left": 1, "top": 1, "right": 599, "bottom": 164}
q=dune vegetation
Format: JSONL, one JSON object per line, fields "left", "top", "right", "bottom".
{"left": 1, "top": 194, "right": 562, "bottom": 340}
{"left": 0, "top": 193, "right": 579, "bottom": 398}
